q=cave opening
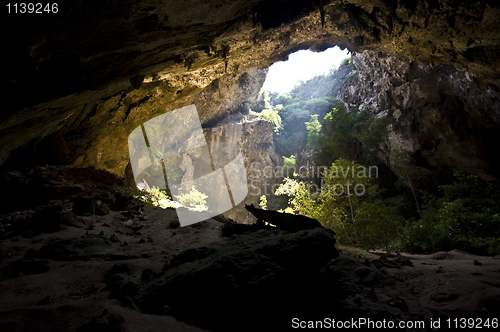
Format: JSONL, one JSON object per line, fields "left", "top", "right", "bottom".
{"left": 261, "top": 46, "right": 350, "bottom": 93}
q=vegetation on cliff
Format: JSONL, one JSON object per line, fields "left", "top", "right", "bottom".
{"left": 254, "top": 60, "right": 500, "bottom": 255}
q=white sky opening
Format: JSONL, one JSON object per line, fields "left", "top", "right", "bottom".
{"left": 261, "top": 46, "right": 350, "bottom": 93}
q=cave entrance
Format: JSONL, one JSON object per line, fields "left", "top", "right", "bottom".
{"left": 253, "top": 45, "right": 351, "bottom": 158}
{"left": 262, "top": 46, "right": 350, "bottom": 93}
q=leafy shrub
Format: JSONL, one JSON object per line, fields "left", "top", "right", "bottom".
{"left": 114, "top": 184, "right": 177, "bottom": 209}
{"left": 486, "top": 237, "right": 500, "bottom": 255}
{"left": 318, "top": 106, "right": 371, "bottom": 165}
{"left": 277, "top": 207, "right": 294, "bottom": 214}
{"left": 399, "top": 172, "right": 500, "bottom": 253}
{"left": 259, "top": 195, "right": 267, "bottom": 210}
{"left": 260, "top": 108, "right": 282, "bottom": 132}
{"left": 275, "top": 159, "right": 380, "bottom": 246}
{"left": 305, "top": 114, "right": 323, "bottom": 149}
{"left": 137, "top": 187, "right": 177, "bottom": 209}
{"left": 355, "top": 201, "right": 403, "bottom": 253}
{"left": 274, "top": 177, "right": 314, "bottom": 217}
{"left": 282, "top": 155, "right": 298, "bottom": 178}
{"left": 175, "top": 187, "right": 208, "bottom": 212}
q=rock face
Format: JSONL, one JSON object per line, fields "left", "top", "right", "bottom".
{"left": 5, "top": 1, "right": 500, "bottom": 113}
{"left": 204, "top": 117, "right": 282, "bottom": 223}
{"left": 340, "top": 50, "right": 500, "bottom": 180}
{"left": 3, "top": 67, "right": 267, "bottom": 175}
{"left": 1, "top": 65, "right": 279, "bottom": 222}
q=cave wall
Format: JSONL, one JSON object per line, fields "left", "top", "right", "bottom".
{"left": 340, "top": 50, "right": 500, "bottom": 180}
{"left": 203, "top": 118, "right": 282, "bottom": 223}
{"left": 3, "top": 0, "right": 500, "bottom": 181}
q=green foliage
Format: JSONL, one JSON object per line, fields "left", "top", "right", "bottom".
{"left": 486, "top": 237, "right": 500, "bottom": 255}
{"left": 175, "top": 186, "right": 208, "bottom": 212}
{"left": 399, "top": 171, "right": 500, "bottom": 253}
{"left": 260, "top": 89, "right": 272, "bottom": 110}
{"left": 305, "top": 114, "right": 323, "bottom": 149}
{"left": 253, "top": 75, "right": 346, "bottom": 157}
{"left": 259, "top": 195, "right": 267, "bottom": 210}
{"left": 392, "top": 148, "right": 431, "bottom": 213}
{"left": 114, "top": 184, "right": 177, "bottom": 209}
{"left": 277, "top": 206, "right": 295, "bottom": 214}
{"left": 137, "top": 186, "right": 177, "bottom": 209}
{"left": 275, "top": 92, "right": 292, "bottom": 105}
{"left": 274, "top": 177, "right": 317, "bottom": 217}
{"left": 359, "top": 116, "right": 392, "bottom": 165}
{"left": 282, "top": 155, "right": 298, "bottom": 178}
{"left": 251, "top": 55, "right": 500, "bottom": 256}
{"left": 275, "top": 159, "right": 380, "bottom": 246}
{"left": 317, "top": 159, "right": 379, "bottom": 244}
{"left": 274, "top": 97, "right": 341, "bottom": 156}
{"left": 260, "top": 108, "right": 282, "bottom": 132}
{"left": 356, "top": 201, "right": 403, "bottom": 253}
{"left": 383, "top": 194, "right": 419, "bottom": 221}
{"left": 399, "top": 194, "right": 449, "bottom": 253}
{"left": 317, "top": 106, "right": 371, "bottom": 165}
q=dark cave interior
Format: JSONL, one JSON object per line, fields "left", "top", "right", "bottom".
{"left": 1, "top": 1, "right": 500, "bottom": 331}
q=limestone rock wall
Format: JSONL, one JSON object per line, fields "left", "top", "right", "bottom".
{"left": 204, "top": 118, "right": 281, "bottom": 223}
{"left": 339, "top": 50, "right": 500, "bottom": 180}
{"left": 4, "top": 67, "right": 266, "bottom": 176}
{"left": 3, "top": 0, "right": 500, "bottom": 174}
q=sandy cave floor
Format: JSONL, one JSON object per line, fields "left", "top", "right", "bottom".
{"left": 0, "top": 197, "right": 499, "bottom": 330}
{"left": 340, "top": 246, "right": 500, "bottom": 319}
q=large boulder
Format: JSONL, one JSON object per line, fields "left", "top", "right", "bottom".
{"left": 138, "top": 227, "right": 338, "bottom": 331}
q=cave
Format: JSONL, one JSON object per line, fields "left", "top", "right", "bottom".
{"left": 2, "top": 1, "right": 500, "bottom": 331}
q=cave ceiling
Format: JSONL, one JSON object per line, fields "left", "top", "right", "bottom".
{"left": 2, "top": 0, "right": 500, "bottom": 173}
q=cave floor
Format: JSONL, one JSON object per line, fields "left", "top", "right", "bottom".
{"left": 0, "top": 166, "right": 499, "bottom": 331}
{"left": 340, "top": 245, "right": 500, "bottom": 318}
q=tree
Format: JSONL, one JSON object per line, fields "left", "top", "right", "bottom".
{"left": 319, "top": 158, "right": 379, "bottom": 244}
{"left": 400, "top": 171, "right": 500, "bottom": 253}
{"left": 319, "top": 106, "right": 370, "bottom": 165}
{"left": 281, "top": 155, "right": 298, "bottom": 178}
{"left": 356, "top": 201, "right": 403, "bottom": 253}
{"left": 274, "top": 158, "right": 379, "bottom": 245}
{"left": 260, "top": 108, "right": 282, "bottom": 132}
{"left": 305, "top": 114, "right": 322, "bottom": 149}
{"left": 274, "top": 177, "right": 317, "bottom": 217}
{"left": 392, "top": 147, "right": 430, "bottom": 216}
{"left": 359, "top": 116, "right": 394, "bottom": 193}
